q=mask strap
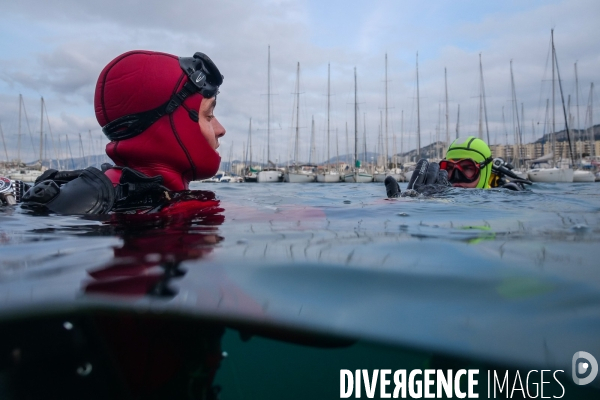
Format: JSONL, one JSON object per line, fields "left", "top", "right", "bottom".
{"left": 102, "top": 81, "right": 197, "bottom": 141}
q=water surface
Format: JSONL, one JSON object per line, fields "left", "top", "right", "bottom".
{"left": 1, "top": 181, "right": 599, "bottom": 398}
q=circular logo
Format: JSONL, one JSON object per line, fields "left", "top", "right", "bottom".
{"left": 0, "top": 177, "right": 12, "bottom": 194}
{"left": 572, "top": 351, "right": 598, "bottom": 385}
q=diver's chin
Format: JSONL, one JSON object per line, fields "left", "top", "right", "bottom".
{"left": 452, "top": 182, "right": 468, "bottom": 188}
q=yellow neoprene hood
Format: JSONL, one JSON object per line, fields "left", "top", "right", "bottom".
{"left": 445, "top": 136, "right": 492, "bottom": 189}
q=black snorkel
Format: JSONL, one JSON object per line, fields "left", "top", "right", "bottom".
{"left": 492, "top": 158, "right": 532, "bottom": 186}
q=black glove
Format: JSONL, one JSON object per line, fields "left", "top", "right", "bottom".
{"left": 22, "top": 167, "right": 115, "bottom": 214}
{"left": 403, "top": 159, "right": 450, "bottom": 197}
{"left": 500, "top": 181, "right": 525, "bottom": 191}
{"left": 384, "top": 176, "right": 401, "bottom": 198}
{"left": 34, "top": 169, "right": 84, "bottom": 185}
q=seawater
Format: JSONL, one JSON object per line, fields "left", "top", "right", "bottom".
{"left": 1, "top": 181, "right": 599, "bottom": 399}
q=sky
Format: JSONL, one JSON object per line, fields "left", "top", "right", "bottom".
{"left": 1, "top": 0, "right": 599, "bottom": 165}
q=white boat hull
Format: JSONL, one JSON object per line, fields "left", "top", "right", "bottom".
{"left": 257, "top": 170, "right": 281, "bottom": 183}
{"left": 527, "top": 168, "right": 574, "bottom": 183}
{"left": 284, "top": 173, "right": 316, "bottom": 183}
{"left": 573, "top": 170, "right": 596, "bottom": 182}
{"left": 7, "top": 170, "right": 43, "bottom": 182}
{"left": 373, "top": 172, "right": 404, "bottom": 182}
{"left": 511, "top": 170, "right": 529, "bottom": 180}
{"left": 403, "top": 170, "right": 414, "bottom": 183}
{"left": 316, "top": 172, "right": 340, "bottom": 183}
{"left": 344, "top": 172, "right": 373, "bottom": 183}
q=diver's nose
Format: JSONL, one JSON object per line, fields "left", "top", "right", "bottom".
{"left": 214, "top": 118, "right": 225, "bottom": 138}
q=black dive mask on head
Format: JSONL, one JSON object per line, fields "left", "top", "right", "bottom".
{"left": 102, "top": 52, "right": 224, "bottom": 142}
{"left": 179, "top": 52, "right": 223, "bottom": 99}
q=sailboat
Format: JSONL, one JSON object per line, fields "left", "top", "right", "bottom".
{"left": 374, "top": 54, "right": 403, "bottom": 183}
{"left": 403, "top": 53, "right": 422, "bottom": 183}
{"left": 257, "top": 46, "right": 283, "bottom": 183}
{"left": 317, "top": 63, "right": 341, "bottom": 183}
{"left": 243, "top": 118, "right": 258, "bottom": 182}
{"left": 344, "top": 67, "right": 373, "bottom": 183}
{"left": 284, "top": 62, "right": 316, "bottom": 183}
{"left": 528, "top": 30, "right": 574, "bottom": 183}
{"left": 572, "top": 64, "right": 595, "bottom": 182}
{"left": 7, "top": 96, "right": 47, "bottom": 182}
{"left": 508, "top": 60, "right": 529, "bottom": 180}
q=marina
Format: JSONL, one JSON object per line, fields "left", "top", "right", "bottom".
{"left": 1, "top": 1, "right": 600, "bottom": 398}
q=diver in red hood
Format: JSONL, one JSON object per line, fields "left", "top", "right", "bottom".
{"left": 97, "top": 50, "right": 225, "bottom": 190}
{"left": 20, "top": 50, "right": 226, "bottom": 214}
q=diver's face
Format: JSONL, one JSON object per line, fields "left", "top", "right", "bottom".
{"left": 446, "top": 158, "right": 481, "bottom": 188}
{"left": 198, "top": 97, "right": 226, "bottom": 150}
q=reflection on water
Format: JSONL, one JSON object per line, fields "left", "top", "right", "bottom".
{"left": 0, "top": 183, "right": 599, "bottom": 398}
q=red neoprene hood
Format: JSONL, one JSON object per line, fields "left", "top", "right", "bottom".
{"left": 94, "top": 50, "right": 221, "bottom": 190}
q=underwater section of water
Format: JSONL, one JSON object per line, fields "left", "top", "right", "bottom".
{"left": 0, "top": 181, "right": 599, "bottom": 398}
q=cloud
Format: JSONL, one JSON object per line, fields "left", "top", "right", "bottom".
{"left": 1, "top": 0, "right": 599, "bottom": 164}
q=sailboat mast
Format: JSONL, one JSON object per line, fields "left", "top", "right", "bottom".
{"left": 543, "top": 99, "right": 549, "bottom": 146}
{"left": 437, "top": 103, "right": 441, "bottom": 159}
{"left": 480, "top": 55, "right": 490, "bottom": 144}
{"left": 551, "top": 29, "right": 556, "bottom": 165}
{"left": 445, "top": 67, "right": 449, "bottom": 154}
{"left": 65, "top": 135, "right": 74, "bottom": 169}
{"left": 327, "top": 63, "right": 331, "bottom": 169}
{"left": 39, "top": 97, "right": 44, "bottom": 165}
{"left": 379, "top": 111, "right": 383, "bottom": 167}
{"left": 456, "top": 104, "right": 460, "bottom": 139}
{"left": 363, "top": 113, "right": 367, "bottom": 165}
{"left": 510, "top": 60, "right": 522, "bottom": 169}
{"left": 522, "top": 103, "right": 526, "bottom": 160}
{"left": 575, "top": 63, "right": 581, "bottom": 159}
{"left": 88, "top": 130, "right": 94, "bottom": 163}
{"left": 385, "top": 53, "right": 389, "bottom": 169}
{"left": 228, "top": 143, "right": 233, "bottom": 173}
{"left": 401, "top": 110, "right": 404, "bottom": 155}
{"left": 310, "top": 115, "right": 315, "bottom": 164}
{"left": 267, "top": 46, "right": 271, "bottom": 164}
{"left": 0, "top": 123, "right": 8, "bottom": 162}
{"left": 58, "top": 135, "right": 64, "bottom": 168}
{"left": 345, "top": 121, "right": 349, "bottom": 165}
{"left": 568, "top": 95, "right": 577, "bottom": 160}
{"left": 416, "top": 53, "right": 421, "bottom": 159}
{"left": 479, "top": 54, "right": 484, "bottom": 140}
{"left": 393, "top": 132, "right": 397, "bottom": 168}
{"left": 552, "top": 33, "right": 575, "bottom": 165}
{"left": 591, "top": 83, "right": 595, "bottom": 158}
{"left": 247, "top": 117, "right": 252, "bottom": 169}
{"left": 18, "top": 94, "right": 22, "bottom": 164}
{"left": 295, "top": 62, "right": 300, "bottom": 165}
{"left": 502, "top": 106, "right": 508, "bottom": 146}
{"left": 354, "top": 67, "right": 358, "bottom": 166}
{"left": 78, "top": 133, "right": 84, "bottom": 163}
{"left": 336, "top": 128, "right": 339, "bottom": 168}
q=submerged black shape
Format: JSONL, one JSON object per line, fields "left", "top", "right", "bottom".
{"left": 384, "top": 176, "right": 401, "bottom": 198}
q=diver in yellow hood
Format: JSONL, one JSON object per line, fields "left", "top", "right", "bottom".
{"left": 385, "top": 136, "right": 531, "bottom": 197}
